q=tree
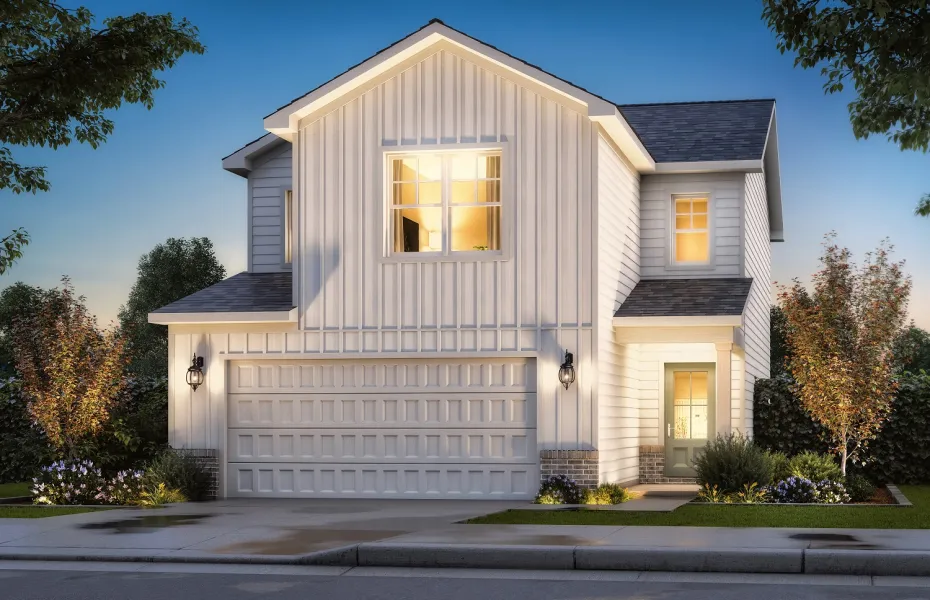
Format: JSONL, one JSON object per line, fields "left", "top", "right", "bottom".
{"left": 119, "top": 238, "right": 226, "bottom": 378}
{"left": 770, "top": 304, "right": 791, "bottom": 377}
{"left": 778, "top": 234, "right": 911, "bottom": 474}
{"left": 0, "top": 282, "right": 66, "bottom": 374}
{"left": 762, "top": 1, "right": 930, "bottom": 217}
{"left": 0, "top": 2, "right": 204, "bottom": 274}
{"left": 893, "top": 326, "right": 930, "bottom": 374}
{"left": 13, "top": 277, "right": 129, "bottom": 458}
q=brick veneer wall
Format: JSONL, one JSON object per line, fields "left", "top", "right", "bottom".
{"left": 639, "top": 445, "right": 697, "bottom": 484}
{"left": 176, "top": 448, "right": 218, "bottom": 500}
{"left": 539, "top": 450, "right": 599, "bottom": 488}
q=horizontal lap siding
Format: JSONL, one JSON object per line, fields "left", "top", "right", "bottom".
{"left": 742, "top": 172, "right": 771, "bottom": 435}
{"left": 639, "top": 173, "right": 743, "bottom": 278}
{"left": 249, "top": 144, "right": 291, "bottom": 272}
{"left": 296, "top": 48, "right": 597, "bottom": 450}
{"left": 596, "top": 134, "right": 641, "bottom": 483}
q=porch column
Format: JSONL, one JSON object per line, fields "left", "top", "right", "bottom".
{"left": 715, "top": 342, "right": 733, "bottom": 436}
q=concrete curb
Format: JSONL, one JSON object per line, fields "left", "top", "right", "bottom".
{"left": 6, "top": 544, "right": 930, "bottom": 576}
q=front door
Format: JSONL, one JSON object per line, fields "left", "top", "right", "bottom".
{"left": 664, "top": 364, "right": 715, "bottom": 477}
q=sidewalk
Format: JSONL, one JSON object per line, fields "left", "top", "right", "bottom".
{"left": 3, "top": 499, "right": 930, "bottom": 576}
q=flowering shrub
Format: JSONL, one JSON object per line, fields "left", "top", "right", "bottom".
{"left": 768, "top": 476, "right": 818, "bottom": 503}
{"left": 534, "top": 474, "right": 583, "bottom": 504}
{"left": 733, "top": 482, "right": 769, "bottom": 504}
{"left": 138, "top": 483, "right": 187, "bottom": 507}
{"left": 97, "top": 470, "right": 145, "bottom": 505}
{"left": 814, "top": 480, "right": 851, "bottom": 504}
{"left": 32, "top": 460, "right": 106, "bottom": 505}
{"left": 696, "top": 484, "right": 728, "bottom": 503}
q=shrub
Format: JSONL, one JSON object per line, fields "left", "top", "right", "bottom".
{"left": 582, "top": 483, "right": 633, "bottom": 505}
{"left": 769, "top": 477, "right": 818, "bottom": 503}
{"left": 788, "top": 452, "right": 843, "bottom": 482}
{"left": 32, "top": 460, "right": 106, "bottom": 505}
{"left": 863, "top": 371, "right": 930, "bottom": 484}
{"left": 0, "top": 378, "right": 53, "bottom": 483}
{"left": 98, "top": 470, "right": 145, "bottom": 505}
{"left": 753, "top": 377, "right": 831, "bottom": 457}
{"left": 534, "top": 474, "right": 583, "bottom": 505}
{"left": 138, "top": 483, "right": 187, "bottom": 507}
{"left": 144, "top": 449, "right": 212, "bottom": 502}
{"left": 696, "top": 484, "right": 728, "bottom": 503}
{"left": 693, "top": 433, "right": 774, "bottom": 493}
{"left": 769, "top": 451, "right": 791, "bottom": 482}
{"left": 815, "top": 480, "right": 851, "bottom": 504}
{"left": 582, "top": 487, "right": 611, "bottom": 505}
{"left": 845, "top": 475, "right": 877, "bottom": 502}
{"left": 535, "top": 492, "right": 560, "bottom": 505}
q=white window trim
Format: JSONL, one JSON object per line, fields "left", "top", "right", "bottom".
{"left": 281, "top": 187, "right": 293, "bottom": 269}
{"left": 668, "top": 192, "right": 714, "bottom": 270}
{"left": 380, "top": 142, "right": 512, "bottom": 263}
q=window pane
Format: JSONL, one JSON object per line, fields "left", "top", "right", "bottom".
{"left": 676, "top": 232, "right": 709, "bottom": 262}
{"left": 419, "top": 181, "right": 442, "bottom": 205}
{"left": 393, "top": 208, "right": 442, "bottom": 252}
{"left": 675, "top": 200, "right": 691, "bottom": 214}
{"left": 692, "top": 214, "right": 708, "bottom": 229}
{"left": 675, "top": 215, "right": 691, "bottom": 230}
{"left": 394, "top": 158, "right": 418, "bottom": 182}
{"left": 478, "top": 155, "right": 501, "bottom": 179}
{"left": 477, "top": 180, "right": 500, "bottom": 204}
{"left": 451, "top": 181, "right": 475, "bottom": 205}
{"left": 690, "top": 372, "right": 708, "bottom": 399}
{"left": 451, "top": 206, "right": 500, "bottom": 251}
{"left": 393, "top": 183, "right": 417, "bottom": 205}
{"left": 691, "top": 406, "right": 708, "bottom": 439}
{"left": 418, "top": 155, "right": 441, "bottom": 181}
{"left": 673, "top": 372, "right": 691, "bottom": 399}
{"left": 693, "top": 199, "right": 708, "bottom": 213}
{"left": 674, "top": 406, "right": 691, "bottom": 439}
{"left": 451, "top": 154, "right": 476, "bottom": 179}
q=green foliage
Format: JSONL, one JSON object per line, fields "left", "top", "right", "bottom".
{"left": 143, "top": 449, "right": 211, "bottom": 502}
{"left": 0, "top": 379, "right": 52, "bottom": 483}
{"left": 862, "top": 371, "right": 930, "bottom": 484}
{"left": 845, "top": 475, "right": 877, "bottom": 503}
{"left": 770, "top": 305, "right": 791, "bottom": 377}
{"left": 788, "top": 452, "right": 843, "bottom": 482}
{"left": 753, "top": 378, "right": 832, "bottom": 457}
{"left": 893, "top": 326, "right": 930, "bottom": 374}
{"left": 696, "top": 484, "right": 728, "bottom": 503}
{"left": 762, "top": 1, "right": 930, "bottom": 152}
{"left": 769, "top": 451, "right": 791, "bottom": 483}
{"left": 138, "top": 483, "right": 186, "bottom": 507}
{"left": 0, "top": 228, "right": 29, "bottom": 277}
{"left": 582, "top": 483, "right": 633, "bottom": 505}
{"left": 32, "top": 460, "right": 105, "bottom": 505}
{"left": 734, "top": 483, "right": 768, "bottom": 504}
{"left": 918, "top": 194, "right": 930, "bottom": 218}
{"left": 119, "top": 238, "right": 226, "bottom": 378}
{"left": 534, "top": 475, "right": 583, "bottom": 505}
{"left": 693, "top": 434, "right": 775, "bottom": 493}
{"left": 582, "top": 487, "right": 611, "bottom": 505}
{"left": 0, "top": 282, "right": 66, "bottom": 375}
{"left": 535, "top": 492, "right": 559, "bottom": 505}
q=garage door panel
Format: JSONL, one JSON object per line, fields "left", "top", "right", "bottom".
{"left": 229, "top": 359, "right": 536, "bottom": 394}
{"left": 228, "top": 428, "right": 537, "bottom": 463}
{"left": 228, "top": 463, "right": 536, "bottom": 498}
{"left": 228, "top": 393, "right": 535, "bottom": 429}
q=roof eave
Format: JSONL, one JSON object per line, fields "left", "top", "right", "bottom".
{"left": 653, "top": 159, "right": 763, "bottom": 174}
{"left": 221, "top": 133, "right": 289, "bottom": 178}
{"left": 612, "top": 315, "right": 744, "bottom": 327}
{"left": 762, "top": 106, "right": 785, "bottom": 242}
{"left": 148, "top": 307, "right": 298, "bottom": 325}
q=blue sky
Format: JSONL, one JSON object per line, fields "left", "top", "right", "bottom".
{"left": 2, "top": 0, "right": 928, "bottom": 328}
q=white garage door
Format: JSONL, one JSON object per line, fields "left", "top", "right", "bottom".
{"left": 226, "top": 358, "right": 537, "bottom": 499}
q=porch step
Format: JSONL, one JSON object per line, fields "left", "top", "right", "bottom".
{"left": 629, "top": 483, "right": 700, "bottom": 498}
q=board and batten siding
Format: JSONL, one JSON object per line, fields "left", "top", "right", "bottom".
{"left": 249, "top": 143, "right": 291, "bottom": 272}
{"left": 293, "top": 48, "right": 598, "bottom": 451}
{"left": 639, "top": 172, "right": 743, "bottom": 278}
{"left": 595, "top": 133, "right": 642, "bottom": 484}
{"left": 741, "top": 172, "right": 772, "bottom": 434}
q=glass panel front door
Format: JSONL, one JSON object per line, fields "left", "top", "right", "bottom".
{"left": 665, "top": 364, "right": 716, "bottom": 477}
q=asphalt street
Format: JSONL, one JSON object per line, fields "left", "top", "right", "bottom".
{"left": 2, "top": 563, "right": 930, "bottom": 600}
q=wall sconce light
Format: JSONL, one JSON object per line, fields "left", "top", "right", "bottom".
{"left": 186, "top": 354, "right": 205, "bottom": 391}
{"left": 558, "top": 350, "right": 575, "bottom": 390}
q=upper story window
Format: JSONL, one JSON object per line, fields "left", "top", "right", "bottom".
{"left": 284, "top": 189, "right": 293, "bottom": 265}
{"left": 673, "top": 195, "right": 709, "bottom": 264}
{"left": 389, "top": 151, "right": 502, "bottom": 256}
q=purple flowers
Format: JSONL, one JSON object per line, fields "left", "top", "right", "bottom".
{"left": 767, "top": 476, "right": 850, "bottom": 504}
{"left": 32, "top": 461, "right": 145, "bottom": 506}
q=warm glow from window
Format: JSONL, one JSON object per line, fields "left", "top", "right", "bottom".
{"left": 390, "top": 151, "right": 501, "bottom": 254}
{"left": 673, "top": 196, "right": 709, "bottom": 263}
{"left": 284, "top": 190, "right": 293, "bottom": 264}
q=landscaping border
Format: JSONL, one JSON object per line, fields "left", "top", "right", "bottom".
{"left": 687, "top": 484, "right": 912, "bottom": 508}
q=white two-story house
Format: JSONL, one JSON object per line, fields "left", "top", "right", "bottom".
{"left": 151, "top": 19, "right": 783, "bottom": 499}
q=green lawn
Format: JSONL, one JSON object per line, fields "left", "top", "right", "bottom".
{"left": 468, "top": 485, "right": 930, "bottom": 529}
{"left": 0, "top": 506, "right": 104, "bottom": 519}
{"left": 0, "top": 482, "right": 31, "bottom": 499}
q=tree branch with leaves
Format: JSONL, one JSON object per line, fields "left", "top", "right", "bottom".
{"left": 778, "top": 234, "right": 912, "bottom": 474}
{"left": 0, "top": 1, "right": 204, "bottom": 274}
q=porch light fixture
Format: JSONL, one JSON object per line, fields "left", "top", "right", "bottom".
{"left": 558, "top": 351, "right": 575, "bottom": 390}
{"left": 186, "top": 354, "right": 205, "bottom": 391}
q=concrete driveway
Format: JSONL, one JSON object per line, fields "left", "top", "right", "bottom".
{"left": 0, "top": 499, "right": 524, "bottom": 560}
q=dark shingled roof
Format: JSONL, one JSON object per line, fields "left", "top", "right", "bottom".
{"left": 614, "top": 278, "right": 753, "bottom": 318}
{"left": 153, "top": 272, "right": 293, "bottom": 314}
{"left": 617, "top": 100, "right": 774, "bottom": 163}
